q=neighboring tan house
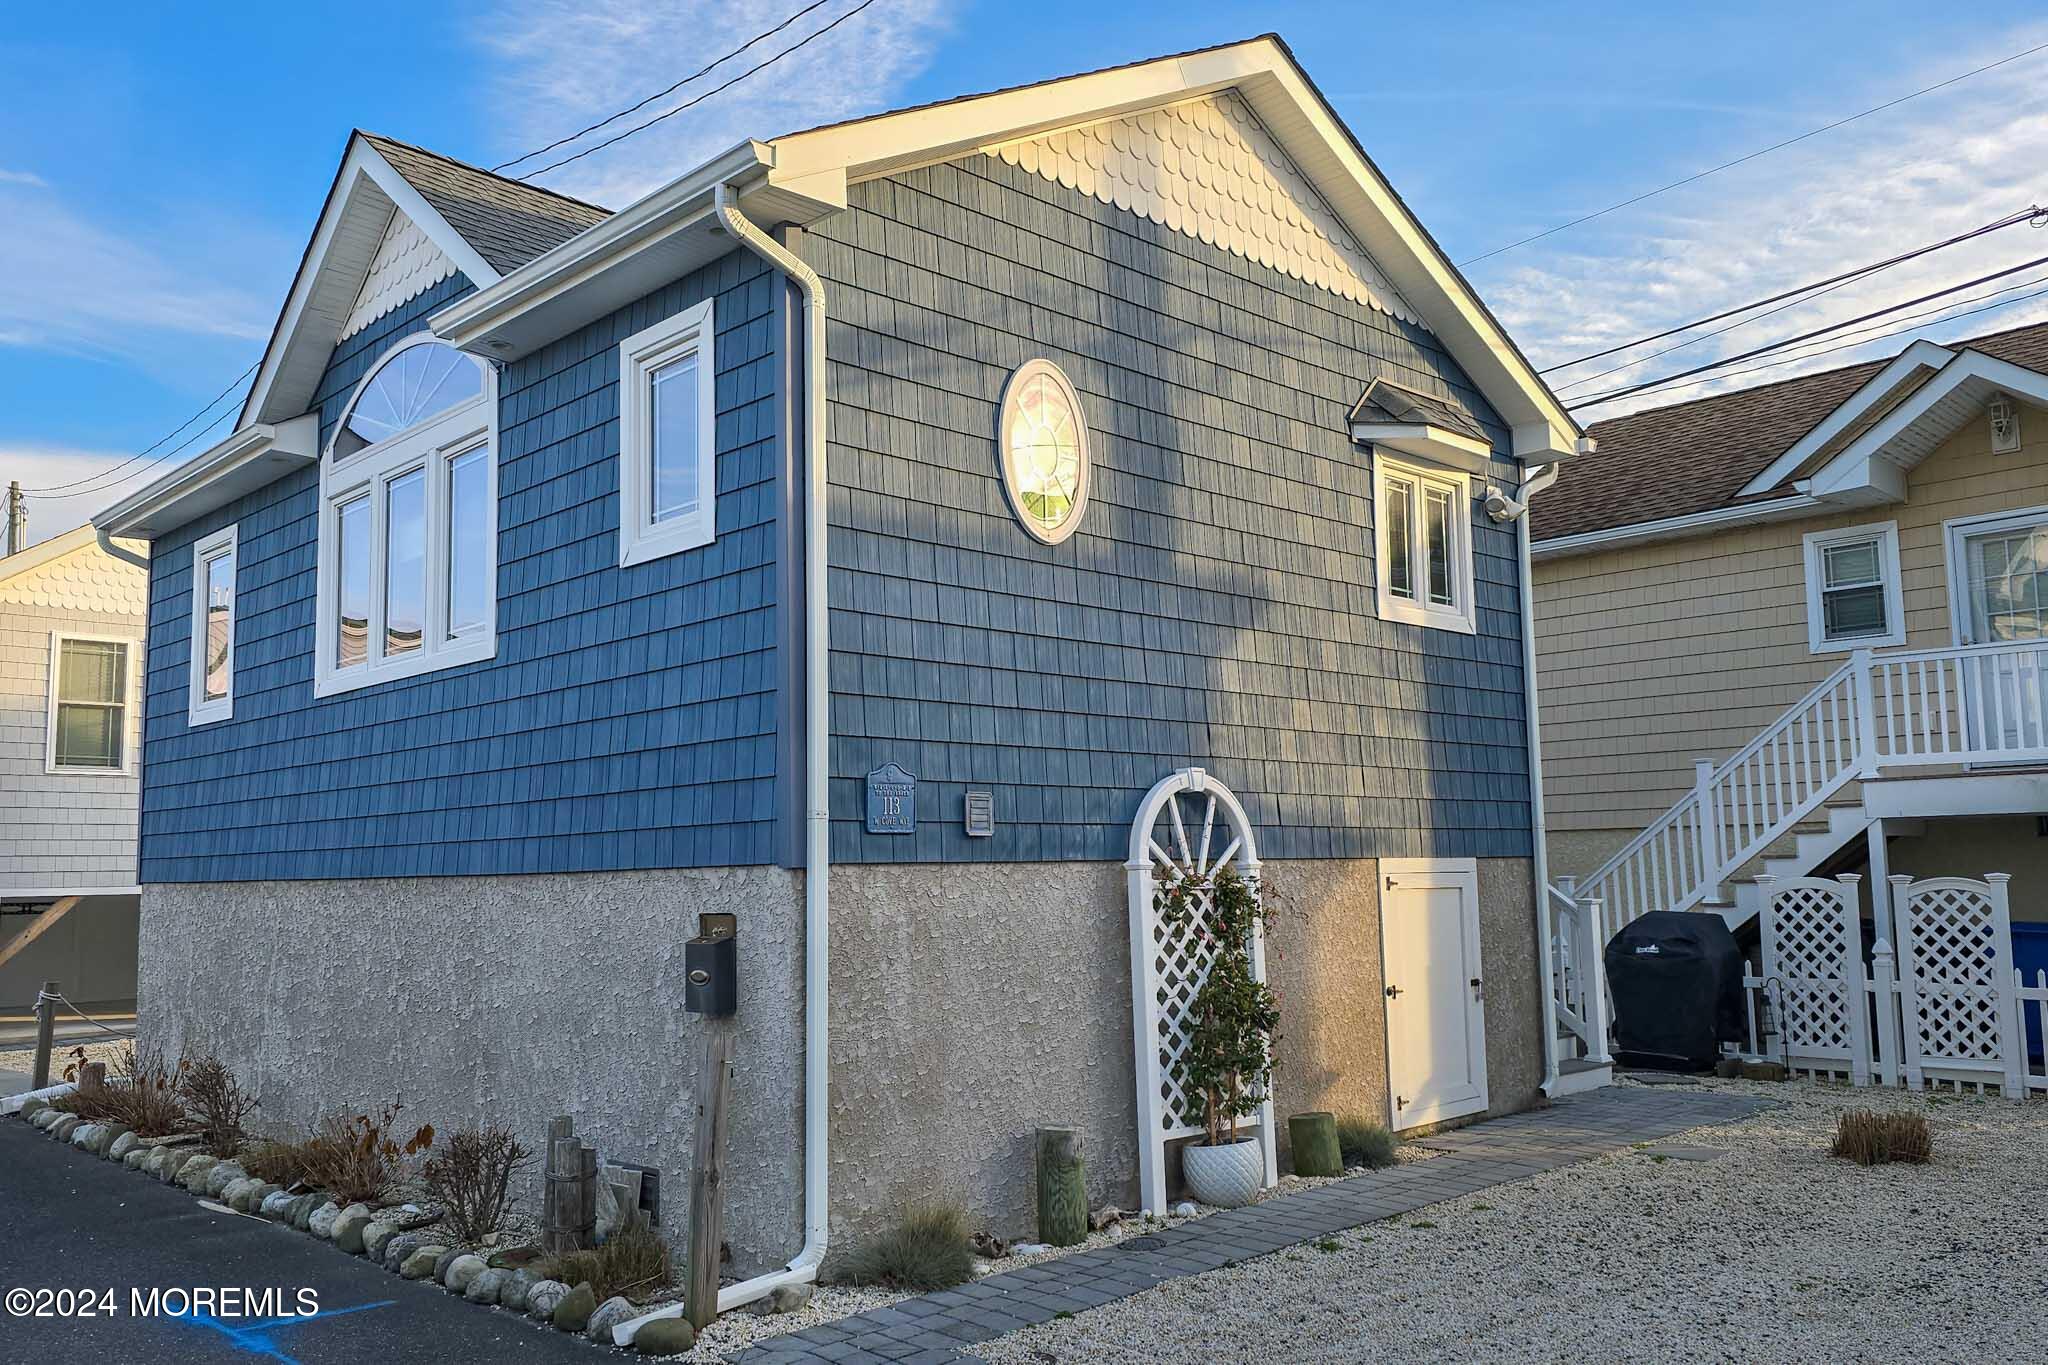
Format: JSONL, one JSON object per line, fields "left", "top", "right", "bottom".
{"left": 1531, "top": 318, "right": 2048, "bottom": 945}
{"left": 0, "top": 523, "right": 149, "bottom": 1012}
{"left": 91, "top": 35, "right": 1590, "bottom": 1291}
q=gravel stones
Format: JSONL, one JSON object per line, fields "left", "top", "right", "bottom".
{"left": 551, "top": 1282, "right": 597, "bottom": 1333}
{"left": 633, "top": 1318, "right": 697, "bottom": 1355}
{"left": 525, "top": 1280, "right": 569, "bottom": 1322}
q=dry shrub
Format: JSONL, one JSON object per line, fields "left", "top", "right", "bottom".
{"left": 297, "top": 1104, "right": 435, "bottom": 1205}
{"left": 542, "top": 1212, "right": 674, "bottom": 1303}
{"left": 240, "top": 1137, "right": 319, "bottom": 1188}
{"left": 52, "top": 1043, "right": 189, "bottom": 1137}
{"left": 179, "top": 1054, "right": 257, "bottom": 1157}
{"left": 1335, "top": 1115, "right": 1398, "bottom": 1170}
{"left": 842, "top": 1203, "right": 974, "bottom": 1292}
{"left": 1831, "top": 1109, "right": 1933, "bottom": 1166}
{"left": 418, "top": 1125, "right": 533, "bottom": 1245}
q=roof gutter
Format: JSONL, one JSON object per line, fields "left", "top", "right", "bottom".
{"left": 1530, "top": 490, "right": 1820, "bottom": 562}
{"left": 1509, "top": 462, "right": 1563, "bottom": 1095}
{"left": 615, "top": 181, "right": 831, "bottom": 1343}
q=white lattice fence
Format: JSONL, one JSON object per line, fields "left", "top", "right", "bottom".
{"left": 1743, "top": 873, "right": 2038, "bottom": 1097}
{"left": 1759, "top": 875, "right": 1869, "bottom": 1084}
{"left": 1125, "top": 768, "right": 1276, "bottom": 1213}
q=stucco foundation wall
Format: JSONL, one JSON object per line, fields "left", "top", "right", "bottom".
{"left": 826, "top": 855, "right": 1543, "bottom": 1261}
{"left": 138, "top": 868, "right": 805, "bottom": 1273}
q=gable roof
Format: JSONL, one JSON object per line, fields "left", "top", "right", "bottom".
{"left": 0, "top": 524, "right": 148, "bottom": 612}
{"left": 239, "top": 134, "right": 610, "bottom": 428}
{"left": 1531, "top": 316, "right": 2048, "bottom": 547}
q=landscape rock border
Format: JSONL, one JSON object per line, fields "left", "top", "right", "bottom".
{"left": 9, "top": 1097, "right": 697, "bottom": 1356}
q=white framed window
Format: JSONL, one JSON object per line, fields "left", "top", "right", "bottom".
{"left": 618, "top": 298, "right": 717, "bottom": 567}
{"left": 188, "top": 524, "right": 237, "bottom": 725}
{"left": 1944, "top": 503, "right": 2048, "bottom": 645}
{"left": 46, "top": 634, "right": 134, "bottom": 775}
{"left": 996, "top": 357, "right": 1092, "bottom": 544}
{"left": 1803, "top": 521, "right": 1905, "bottom": 653}
{"left": 1373, "top": 453, "right": 1476, "bottom": 634}
{"left": 315, "top": 334, "right": 497, "bottom": 697}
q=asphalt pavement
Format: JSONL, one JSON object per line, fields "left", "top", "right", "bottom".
{"left": 0, "top": 1117, "right": 603, "bottom": 1363}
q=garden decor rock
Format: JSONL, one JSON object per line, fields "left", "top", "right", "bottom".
{"left": 552, "top": 1282, "right": 597, "bottom": 1334}
{"left": 586, "top": 1295, "right": 636, "bottom": 1344}
{"left": 204, "top": 1163, "right": 247, "bottom": 1197}
{"left": 241, "top": 1182, "right": 283, "bottom": 1213}
{"left": 1090, "top": 1206, "right": 1125, "bottom": 1232}
{"left": 309, "top": 1202, "right": 342, "bottom": 1239}
{"left": 107, "top": 1131, "right": 139, "bottom": 1161}
{"left": 125, "top": 1148, "right": 152, "bottom": 1171}
{"left": 758, "top": 1284, "right": 812, "bottom": 1314}
{"left": 432, "top": 1247, "right": 464, "bottom": 1284}
{"left": 383, "top": 1232, "right": 425, "bottom": 1271}
{"left": 464, "top": 1268, "right": 508, "bottom": 1305}
{"left": 525, "top": 1280, "right": 569, "bottom": 1322}
{"left": 400, "top": 1248, "right": 445, "bottom": 1281}
{"left": 499, "top": 1269, "right": 536, "bottom": 1312}
{"left": 71, "top": 1123, "right": 104, "bottom": 1151}
{"left": 333, "top": 1205, "right": 373, "bottom": 1254}
{"left": 444, "top": 1254, "right": 488, "bottom": 1295}
{"left": 50, "top": 1115, "right": 81, "bottom": 1142}
{"left": 289, "top": 1194, "right": 324, "bottom": 1230}
{"left": 362, "top": 1221, "right": 399, "bottom": 1264}
{"left": 20, "top": 1098, "right": 46, "bottom": 1118}
{"left": 177, "top": 1155, "right": 221, "bottom": 1193}
{"left": 632, "top": 1318, "right": 697, "bottom": 1355}
{"left": 261, "top": 1190, "right": 298, "bottom": 1220}
{"left": 220, "top": 1178, "right": 260, "bottom": 1210}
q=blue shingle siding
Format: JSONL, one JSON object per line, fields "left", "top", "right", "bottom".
{"left": 138, "top": 249, "right": 785, "bottom": 881}
{"left": 812, "top": 155, "right": 1532, "bottom": 864}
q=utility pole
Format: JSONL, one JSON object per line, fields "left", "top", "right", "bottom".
{"left": 5, "top": 480, "right": 23, "bottom": 556}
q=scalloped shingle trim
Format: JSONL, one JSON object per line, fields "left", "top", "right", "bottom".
{"left": 0, "top": 542, "right": 147, "bottom": 614}
{"left": 340, "top": 208, "right": 457, "bottom": 342}
{"left": 988, "top": 92, "right": 1417, "bottom": 323}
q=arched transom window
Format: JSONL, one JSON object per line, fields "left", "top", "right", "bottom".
{"left": 315, "top": 335, "right": 497, "bottom": 695}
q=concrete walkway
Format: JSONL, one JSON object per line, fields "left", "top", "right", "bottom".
{"left": 738, "top": 1086, "right": 1768, "bottom": 1365}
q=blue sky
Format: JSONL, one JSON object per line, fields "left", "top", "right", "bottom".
{"left": 6, "top": 2, "right": 2048, "bottom": 541}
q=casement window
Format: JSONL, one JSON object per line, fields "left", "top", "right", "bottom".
{"left": 1374, "top": 454, "right": 1476, "bottom": 634}
{"left": 617, "top": 299, "right": 717, "bottom": 567}
{"left": 1803, "top": 522, "right": 1905, "bottom": 652}
{"left": 315, "top": 335, "right": 497, "bottom": 697}
{"left": 47, "top": 635, "right": 132, "bottom": 774}
{"left": 188, "top": 524, "right": 236, "bottom": 724}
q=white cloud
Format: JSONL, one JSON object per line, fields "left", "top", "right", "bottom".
{"left": 0, "top": 168, "right": 47, "bottom": 187}
{"left": 478, "top": 0, "right": 956, "bottom": 206}
{"left": 0, "top": 177, "right": 274, "bottom": 366}
{"left": 1476, "top": 29, "right": 2048, "bottom": 419}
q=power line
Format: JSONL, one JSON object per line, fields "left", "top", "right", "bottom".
{"left": 515, "top": 0, "right": 885, "bottom": 181}
{"left": 1541, "top": 206, "right": 2043, "bottom": 375}
{"left": 31, "top": 405, "right": 239, "bottom": 504}
{"left": 1460, "top": 39, "right": 2048, "bottom": 268}
{"left": 1563, "top": 250, "right": 2048, "bottom": 409}
{"left": 490, "top": 0, "right": 840, "bottom": 173}
{"left": 19, "top": 360, "right": 258, "bottom": 495}
{"left": 1577, "top": 270, "right": 2048, "bottom": 409}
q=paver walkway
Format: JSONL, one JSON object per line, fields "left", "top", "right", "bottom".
{"left": 736, "top": 1085, "right": 1768, "bottom": 1364}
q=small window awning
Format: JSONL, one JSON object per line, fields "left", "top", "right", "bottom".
{"left": 1347, "top": 377, "right": 1492, "bottom": 462}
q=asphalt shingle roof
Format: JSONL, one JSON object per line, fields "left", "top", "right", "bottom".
{"left": 1533, "top": 317, "right": 2048, "bottom": 543}
{"left": 362, "top": 133, "right": 611, "bottom": 275}
{"left": 1350, "top": 377, "right": 1488, "bottom": 441}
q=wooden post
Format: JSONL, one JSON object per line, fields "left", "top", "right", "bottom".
{"left": 1035, "top": 1127, "right": 1088, "bottom": 1246}
{"left": 543, "top": 1116, "right": 579, "bottom": 1256}
{"left": 687, "top": 1016, "right": 737, "bottom": 1330}
{"left": 578, "top": 1145, "right": 598, "bottom": 1248}
{"left": 1286, "top": 1113, "right": 1342, "bottom": 1177}
{"left": 30, "top": 980, "right": 57, "bottom": 1090}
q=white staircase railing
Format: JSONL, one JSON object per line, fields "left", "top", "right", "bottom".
{"left": 1579, "top": 640, "right": 2048, "bottom": 943}
{"left": 1547, "top": 878, "right": 1611, "bottom": 1066}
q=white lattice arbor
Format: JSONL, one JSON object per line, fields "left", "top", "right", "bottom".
{"left": 1126, "top": 767, "right": 1277, "bottom": 1214}
{"left": 1893, "top": 873, "right": 2023, "bottom": 1092}
{"left": 1759, "top": 874, "right": 1869, "bottom": 1083}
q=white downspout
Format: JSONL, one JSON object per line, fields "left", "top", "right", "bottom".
{"left": 1512, "top": 463, "right": 1565, "bottom": 1096}
{"left": 618, "top": 182, "right": 831, "bottom": 1344}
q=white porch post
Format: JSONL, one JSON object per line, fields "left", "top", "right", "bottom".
{"left": 1871, "top": 940, "right": 1900, "bottom": 1088}
{"left": 1989, "top": 873, "right": 2025, "bottom": 1101}
{"left": 1838, "top": 874, "right": 1872, "bottom": 1087}
{"left": 1582, "top": 896, "right": 1612, "bottom": 1064}
{"left": 1866, "top": 819, "right": 1893, "bottom": 946}
{"left": 1693, "top": 758, "right": 1720, "bottom": 894}
{"left": 1851, "top": 648, "right": 1880, "bottom": 778}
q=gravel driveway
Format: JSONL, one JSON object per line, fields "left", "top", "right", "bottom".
{"left": 980, "top": 1079, "right": 2048, "bottom": 1364}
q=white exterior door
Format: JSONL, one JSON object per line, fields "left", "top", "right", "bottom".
{"left": 1949, "top": 510, "right": 2048, "bottom": 752}
{"left": 1381, "top": 857, "right": 1489, "bottom": 1129}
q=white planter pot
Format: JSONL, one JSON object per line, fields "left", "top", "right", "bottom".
{"left": 1180, "top": 1136, "right": 1264, "bottom": 1208}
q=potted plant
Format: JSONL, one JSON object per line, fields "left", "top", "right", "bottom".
{"left": 1158, "top": 864, "right": 1279, "bottom": 1208}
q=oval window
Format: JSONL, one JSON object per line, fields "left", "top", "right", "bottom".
{"left": 997, "top": 358, "right": 1091, "bottom": 544}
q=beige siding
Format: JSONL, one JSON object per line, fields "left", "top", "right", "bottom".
{"left": 0, "top": 540, "right": 148, "bottom": 895}
{"left": 1535, "top": 402, "right": 2048, "bottom": 878}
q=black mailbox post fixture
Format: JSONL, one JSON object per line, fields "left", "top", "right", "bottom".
{"left": 685, "top": 912, "right": 738, "bottom": 1017}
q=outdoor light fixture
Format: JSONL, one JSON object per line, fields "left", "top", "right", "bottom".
{"left": 1989, "top": 391, "right": 2021, "bottom": 454}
